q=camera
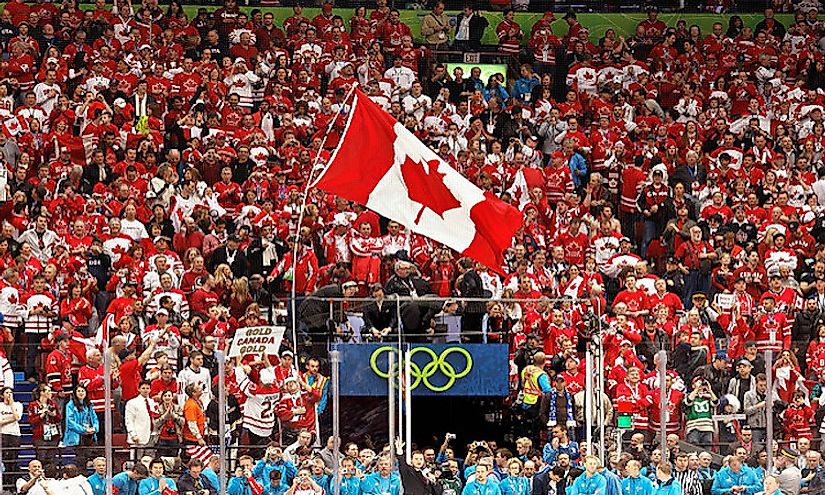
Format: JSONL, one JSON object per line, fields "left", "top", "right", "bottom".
{"left": 445, "top": 433, "right": 456, "bottom": 441}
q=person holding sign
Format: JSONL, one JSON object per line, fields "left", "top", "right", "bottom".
{"left": 235, "top": 355, "right": 281, "bottom": 459}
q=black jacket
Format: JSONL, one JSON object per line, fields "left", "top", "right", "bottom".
{"left": 363, "top": 299, "right": 397, "bottom": 333}
{"left": 384, "top": 275, "right": 433, "bottom": 297}
{"left": 669, "top": 164, "right": 706, "bottom": 190}
{"left": 793, "top": 309, "right": 824, "bottom": 345}
{"left": 299, "top": 284, "right": 347, "bottom": 331}
{"left": 457, "top": 269, "right": 486, "bottom": 314}
{"left": 454, "top": 13, "right": 488, "bottom": 49}
{"left": 397, "top": 455, "right": 443, "bottom": 495}
{"left": 210, "top": 247, "right": 249, "bottom": 278}
{"left": 177, "top": 470, "right": 218, "bottom": 495}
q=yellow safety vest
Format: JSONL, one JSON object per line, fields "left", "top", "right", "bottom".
{"left": 521, "top": 365, "right": 545, "bottom": 406}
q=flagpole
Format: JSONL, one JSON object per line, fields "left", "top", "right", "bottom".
{"left": 288, "top": 83, "right": 359, "bottom": 360}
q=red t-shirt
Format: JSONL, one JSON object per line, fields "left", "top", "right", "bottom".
{"left": 119, "top": 358, "right": 142, "bottom": 402}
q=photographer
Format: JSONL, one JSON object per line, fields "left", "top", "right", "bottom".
{"left": 27, "top": 384, "right": 61, "bottom": 471}
{"left": 337, "top": 456, "right": 364, "bottom": 495}
{"left": 439, "top": 460, "right": 463, "bottom": 495}
{"left": 395, "top": 438, "right": 444, "bottom": 495}
{"left": 684, "top": 376, "right": 719, "bottom": 449}
{"left": 178, "top": 458, "right": 218, "bottom": 495}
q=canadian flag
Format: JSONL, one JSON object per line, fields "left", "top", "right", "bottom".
{"left": 506, "top": 168, "right": 545, "bottom": 209}
{"left": 312, "top": 90, "right": 522, "bottom": 273}
{"left": 1, "top": 115, "right": 29, "bottom": 138}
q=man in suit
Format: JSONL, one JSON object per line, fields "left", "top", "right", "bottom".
{"left": 124, "top": 380, "right": 158, "bottom": 461}
{"left": 131, "top": 80, "right": 157, "bottom": 120}
{"left": 83, "top": 149, "right": 111, "bottom": 193}
{"left": 556, "top": 453, "right": 583, "bottom": 494}
{"left": 524, "top": 460, "right": 548, "bottom": 495}
{"left": 457, "top": 258, "right": 486, "bottom": 343}
{"left": 362, "top": 283, "right": 397, "bottom": 341}
{"left": 210, "top": 234, "right": 248, "bottom": 277}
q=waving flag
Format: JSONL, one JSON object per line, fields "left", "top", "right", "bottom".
{"left": 1, "top": 115, "right": 29, "bottom": 138}
{"left": 312, "top": 89, "right": 522, "bottom": 273}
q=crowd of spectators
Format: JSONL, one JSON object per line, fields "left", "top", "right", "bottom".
{"left": 1, "top": 0, "right": 825, "bottom": 495}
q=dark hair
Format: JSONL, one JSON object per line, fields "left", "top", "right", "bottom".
{"left": 71, "top": 384, "right": 91, "bottom": 410}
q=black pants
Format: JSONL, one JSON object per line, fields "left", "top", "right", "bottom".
{"left": 1, "top": 434, "right": 19, "bottom": 483}
{"left": 156, "top": 438, "right": 180, "bottom": 458}
{"left": 75, "top": 435, "right": 97, "bottom": 472}
{"left": 247, "top": 429, "right": 272, "bottom": 459}
{"left": 33, "top": 437, "right": 59, "bottom": 469}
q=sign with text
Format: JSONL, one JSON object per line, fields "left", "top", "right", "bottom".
{"left": 333, "top": 343, "right": 509, "bottom": 396}
{"left": 228, "top": 326, "right": 286, "bottom": 358}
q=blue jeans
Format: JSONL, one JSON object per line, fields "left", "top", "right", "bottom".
{"left": 641, "top": 220, "right": 658, "bottom": 259}
{"left": 686, "top": 429, "right": 713, "bottom": 448}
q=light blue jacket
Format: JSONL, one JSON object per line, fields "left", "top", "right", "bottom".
{"left": 621, "top": 475, "right": 655, "bottom": 495}
{"left": 463, "top": 479, "right": 502, "bottom": 495}
{"left": 63, "top": 400, "right": 98, "bottom": 446}
{"left": 567, "top": 472, "right": 607, "bottom": 495}
{"left": 483, "top": 85, "right": 509, "bottom": 102}
{"left": 203, "top": 468, "right": 220, "bottom": 493}
{"left": 513, "top": 76, "right": 540, "bottom": 103}
{"left": 228, "top": 476, "right": 258, "bottom": 495}
{"left": 339, "top": 476, "right": 363, "bottom": 495}
{"left": 501, "top": 475, "right": 529, "bottom": 495}
{"left": 361, "top": 472, "right": 402, "bottom": 495}
{"left": 652, "top": 478, "right": 682, "bottom": 495}
{"left": 711, "top": 466, "right": 760, "bottom": 495}
{"left": 567, "top": 153, "right": 587, "bottom": 187}
{"left": 253, "top": 459, "right": 298, "bottom": 488}
{"left": 87, "top": 473, "right": 106, "bottom": 495}
{"left": 138, "top": 477, "right": 177, "bottom": 495}
{"left": 263, "top": 482, "right": 289, "bottom": 495}
{"left": 113, "top": 472, "right": 138, "bottom": 495}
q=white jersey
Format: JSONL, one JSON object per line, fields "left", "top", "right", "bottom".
{"left": 236, "top": 367, "right": 280, "bottom": 437}
{"left": 0, "top": 354, "right": 13, "bottom": 388}
{"left": 0, "top": 282, "right": 23, "bottom": 328}
{"left": 142, "top": 326, "right": 181, "bottom": 370}
{"left": 23, "top": 292, "right": 55, "bottom": 334}
{"left": 177, "top": 366, "right": 212, "bottom": 407}
{"left": 103, "top": 235, "right": 133, "bottom": 264}
{"left": 145, "top": 289, "right": 190, "bottom": 319}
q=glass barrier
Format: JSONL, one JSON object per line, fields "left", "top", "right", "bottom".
{"left": 0, "top": 297, "right": 815, "bottom": 494}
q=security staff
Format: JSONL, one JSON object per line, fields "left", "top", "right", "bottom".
{"left": 520, "top": 353, "right": 552, "bottom": 438}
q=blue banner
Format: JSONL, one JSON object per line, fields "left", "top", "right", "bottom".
{"left": 333, "top": 343, "right": 509, "bottom": 397}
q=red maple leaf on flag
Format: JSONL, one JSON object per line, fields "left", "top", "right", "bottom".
{"left": 400, "top": 156, "right": 461, "bottom": 224}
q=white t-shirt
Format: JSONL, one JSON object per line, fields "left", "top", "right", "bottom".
{"left": 0, "top": 401, "right": 22, "bottom": 435}
{"left": 120, "top": 218, "right": 148, "bottom": 242}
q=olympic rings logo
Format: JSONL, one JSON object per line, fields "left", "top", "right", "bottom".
{"left": 369, "top": 346, "right": 473, "bottom": 392}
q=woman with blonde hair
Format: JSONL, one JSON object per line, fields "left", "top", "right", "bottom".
{"left": 213, "top": 263, "right": 233, "bottom": 302}
{"left": 229, "top": 277, "right": 253, "bottom": 320}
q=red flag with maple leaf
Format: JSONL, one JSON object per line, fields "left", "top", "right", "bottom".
{"left": 312, "top": 89, "right": 522, "bottom": 273}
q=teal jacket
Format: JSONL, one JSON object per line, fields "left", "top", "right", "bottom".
{"left": 653, "top": 478, "right": 682, "bottom": 495}
{"left": 711, "top": 467, "right": 760, "bottom": 495}
{"left": 568, "top": 472, "right": 608, "bottom": 495}
{"left": 622, "top": 476, "right": 655, "bottom": 495}
{"left": 463, "top": 479, "right": 502, "bottom": 495}
{"left": 138, "top": 477, "right": 177, "bottom": 495}
{"left": 501, "top": 476, "right": 529, "bottom": 495}
{"left": 361, "top": 472, "right": 401, "bottom": 495}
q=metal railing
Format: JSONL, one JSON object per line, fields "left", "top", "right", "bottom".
{"left": 0, "top": 298, "right": 817, "bottom": 491}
